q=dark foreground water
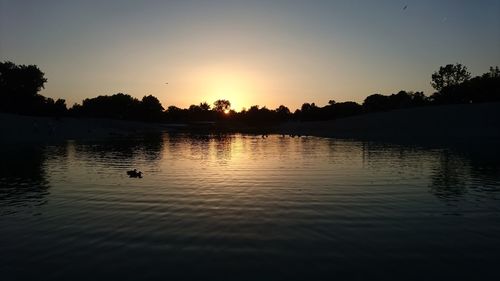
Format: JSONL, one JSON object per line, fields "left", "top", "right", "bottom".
{"left": 1, "top": 134, "right": 499, "bottom": 280}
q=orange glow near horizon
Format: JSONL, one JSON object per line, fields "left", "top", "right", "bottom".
{"left": 3, "top": 1, "right": 497, "bottom": 112}
{"left": 194, "top": 64, "right": 261, "bottom": 112}
{"left": 158, "top": 62, "right": 276, "bottom": 112}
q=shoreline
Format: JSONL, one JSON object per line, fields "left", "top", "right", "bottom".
{"left": 0, "top": 114, "right": 170, "bottom": 143}
{"left": 1, "top": 102, "right": 499, "bottom": 144}
{"left": 277, "top": 102, "right": 500, "bottom": 143}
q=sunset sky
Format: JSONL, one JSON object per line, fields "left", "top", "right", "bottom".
{"left": 1, "top": 0, "right": 499, "bottom": 111}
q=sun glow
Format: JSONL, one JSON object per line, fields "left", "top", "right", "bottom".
{"left": 189, "top": 63, "right": 265, "bottom": 111}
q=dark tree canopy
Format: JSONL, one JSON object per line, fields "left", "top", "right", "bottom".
{"left": 199, "top": 102, "right": 211, "bottom": 111}
{"left": 0, "top": 61, "right": 68, "bottom": 116}
{"left": 70, "top": 93, "right": 165, "bottom": 121}
{"left": 276, "top": 105, "right": 290, "bottom": 116}
{"left": 140, "top": 95, "right": 164, "bottom": 122}
{"left": 141, "top": 95, "right": 164, "bottom": 112}
{"left": 430, "top": 65, "right": 500, "bottom": 104}
{"left": 213, "top": 99, "right": 231, "bottom": 112}
{"left": 485, "top": 66, "right": 500, "bottom": 78}
{"left": 363, "top": 94, "right": 390, "bottom": 112}
{"left": 431, "top": 63, "right": 471, "bottom": 91}
{"left": 331, "top": 102, "right": 363, "bottom": 118}
{"left": 0, "top": 61, "right": 47, "bottom": 98}
{"left": 185, "top": 102, "right": 214, "bottom": 121}
{"left": 363, "top": 91, "right": 427, "bottom": 112}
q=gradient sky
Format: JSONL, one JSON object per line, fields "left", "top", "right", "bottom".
{"left": 1, "top": 0, "right": 499, "bottom": 110}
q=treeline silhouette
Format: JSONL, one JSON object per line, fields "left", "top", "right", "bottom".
{"left": 1, "top": 61, "right": 499, "bottom": 126}
{"left": 69, "top": 94, "right": 164, "bottom": 122}
{"left": 431, "top": 66, "right": 500, "bottom": 104}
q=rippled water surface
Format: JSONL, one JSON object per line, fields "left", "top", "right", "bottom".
{"left": 1, "top": 134, "right": 499, "bottom": 280}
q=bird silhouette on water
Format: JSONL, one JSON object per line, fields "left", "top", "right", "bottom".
{"left": 127, "top": 169, "right": 143, "bottom": 178}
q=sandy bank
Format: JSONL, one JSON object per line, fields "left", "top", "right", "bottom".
{"left": 278, "top": 102, "right": 500, "bottom": 143}
{"left": 0, "top": 114, "right": 169, "bottom": 143}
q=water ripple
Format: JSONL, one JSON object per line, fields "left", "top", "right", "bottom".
{"left": 1, "top": 134, "right": 500, "bottom": 280}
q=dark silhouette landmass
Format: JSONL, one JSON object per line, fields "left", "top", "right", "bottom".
{"left": 279, "top": 102, "right": 500, "bottom": 142}
{"left": 1, "top": 61, "right": 499, "bottom": 141}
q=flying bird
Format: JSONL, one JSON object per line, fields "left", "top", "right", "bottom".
{"left": 403, "top": 5, "right": 407, "bottom": 10}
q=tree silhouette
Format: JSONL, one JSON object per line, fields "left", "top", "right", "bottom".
{"left": 299, "top": 102, "right": 321, "bottom": 121}
{"left": 76, "top": 93, "right": 139, "bottom": 119}
{"left": 213, "top": 99, "right": 231, "bottom": 113}
{"left": 0, "top": 61, "right": 47, "bottom": 98}
{"left": 187, "top": 102, "right": 214, "bottom": 121}
{"left": 199, "top": 102, "right": 211, "bottom": 111}
{"left": 71, "top": 93, "right": 165, "bottom": 122}
{"left": 363, "top": 94, "right": 390, "bottom": 112}
{"left": 275, "top": 105, "right": 291, "bottom": 121}
{"left": 430, "top": 65, "right": 500, "bottom": 104}
{"left": 0, "top": 61, "right": 51, "bottom": 115}
{"left": 485, "top": 66, "right": 500, "bottom": 78}
{"left": 140, "top": 95, "right": 164, "bottom": 121}
{"left": 431, "top": 63, "right": 471, "bottom": 91}
{"left": 333, "top": 102, "right": 363, "bottom": 118}
{"left": 164, "top": 105, "right": 186, "bottom": 122}
{"left": 363, "top": 91, "right": 428, "bottom": 112}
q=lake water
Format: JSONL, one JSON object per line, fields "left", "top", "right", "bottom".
{"left": 1, "top": 133, "right": 499, "bottom": 280}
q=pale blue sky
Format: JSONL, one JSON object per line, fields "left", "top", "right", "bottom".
{"left": 1, "top": 0, "right": 499, "bottom": 110}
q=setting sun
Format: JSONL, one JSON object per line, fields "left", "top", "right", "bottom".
{"left": 186, "top": 63, "right": 265, "bottom": 111}
{"left": 1, "top": 1, "right": 499, "bottom": 280}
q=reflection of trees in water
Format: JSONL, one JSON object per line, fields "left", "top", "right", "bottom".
{"left": 429, "top": 144, "right": 500, "bottom": 201}
{"left": 188, "top": 134, "right": 211, "bottom": 161}
{"left": 0, "top": 145, "right": 50, "bottom": 214}
{"left": 454, "top": 143, "right": 500, "bottom": 197}
{"left": 74, "top": 133, "right": 165, "bottom": 165}
{"left": 360, "top": 141, "right": 500, "bottom": 202}
{"left": 139, "top": 133, "right": 165, "bottom": 162}
{"left": 327, "top": 139, "right": 364, "bottom": 164}
{"left": 213, "top": 134, "right": 232, "bottom": 162}
{"left": 429, "top": 150, "right": 469, "bottom": 200}
{"left": 297, "top": 136, "right": 323, "bottom": 160}
{"left": 363, "top": 142, "right": 428, "bottom": 171}
{"left": 165, "top": 133, "right": 233, "bottom": 162}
